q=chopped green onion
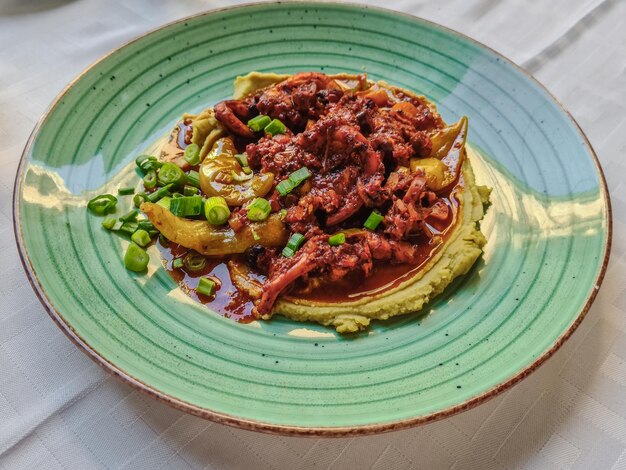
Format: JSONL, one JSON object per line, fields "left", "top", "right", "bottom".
{"left": 131, "top": 229, "right": 151, "bottom": 247}
{"left": 135, "top": 155, "right": 152, "bottom": 167}
{"left": 147, "top": 184, "right": 173, "bottom": 203}
{"left": 264, "top": 118, "right": 287, "bottom": 136}
{"left": 172, "top": 258, "right": 184, "bottom": 269}
{"left": 169, "top": 194, "right": 199, "bottom": 214}
{"left": 280, "top": 208, "right": 287, "bottom": 220}
{"left": 135, "top": 155, "right": 161, "bottom": 174}
{"left": 101, "top": 217, "right": 117, "bottom": 230}
{"left": 235, "top": 153, "right": 249, "bottom": 167}
{"left": 119, "top": 221, "right": 138, "bottom": 236}
{"left": 143, "top": 169, "right": 157, "bottom": 189}
{"left": 328, "top": 232, "right": 346, "bottom": 246}
{"left": 158, "top": 233, "right": 168, "bottom": 246}
{"left": 275, "top": 179, "right": 296, "bottom": 196}
{"left": 183, "top": 251, "right": 207, "bottom": 272}
{"left": 205, "top": 196, "right": 230, "bottom": 225}
{"left": 187, "top": 170, "right": 200, "bottom": 188}
{"left": 119, "top": 209, "right": 138, "bottom": 223}
{"left": 158, "top": 162, "right": 187, "bottom": 187}
{"left": 184, "top": 143, "right": 201, "bottom": 166}
{"left": 137, "top": 220, "right": 154, "bottom": 230}
{"left": 183, "top": 185, "right": 199, "bottom": 196}
{"left": 87, "top": 194, "right": 117, "bottom": 215}
{"left": 289, "top": 167, "right": 312, "bottom": 185}
{"left": 364, "top": 210, "right": 384, "bottom": 231}
{"left": 247, "top": 197, "right": 271, "bottom": 221}
{"left": 286, "top": 232, "right": 305, "bottom": 250}
{"left": 282, "top": 232, "right": 305, "bottom": 257}
{"left": 118, "top": 187, "right": 135, "bottom": 196}
{"left": 275, "top": 166, "right": 312, "bottom": 196}
{"left": 138, "top": 220, "right": 158, "bottom": 237}
{"left": 242, "top": 166, "right": 252, "bottom": 175}
{"left": 231, "top": 170, "right": 254, "bottom": 182}
{"left": 251, "top": 227, "right": 260, "bottom": 241}
{"left": 197, "top": 277, "right": 216, "bottom": 297}
{"left": 133, "top": 193, "right": 148, "bottom": 208}
{"left": 247, "top": 115, "right": 271, "bottom": 132}
{"left": 124, "top": 242, "right": 149, "bottom": 272}
{"left": 156, "top": 196, "right": 171, "bottom": 210}
{"left": 170, "top": 195, "right": 203, "bottom": 217}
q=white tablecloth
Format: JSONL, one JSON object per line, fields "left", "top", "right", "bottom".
{"left": 1, "top": 1, "right": 625, "bottom": 468}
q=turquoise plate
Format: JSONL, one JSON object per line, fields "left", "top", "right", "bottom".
{"left": 13, "top": 3, "right": 611, "bottom": 435}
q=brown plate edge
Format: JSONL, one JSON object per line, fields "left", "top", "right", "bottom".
{"left": 11, "top": 1, "right": 613, "bottom": 438}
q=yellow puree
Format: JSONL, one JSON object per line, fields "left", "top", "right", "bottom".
{"left": 168, "top": 72, "right": 491, "bottom": 333}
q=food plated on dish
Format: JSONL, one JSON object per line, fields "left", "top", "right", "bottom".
{"left": 15, "top": 2, "right": 609, "bottom": 435}
{"left": 88, "top": 72, "right": 490, "bottom": 333}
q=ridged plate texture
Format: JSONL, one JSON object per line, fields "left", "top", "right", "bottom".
{"left": 14, "top": 3, "right": 610, "bottom": 434}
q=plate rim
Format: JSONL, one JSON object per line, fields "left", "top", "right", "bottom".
{"left": 12, "top": 1, "right": 613, "bottom": 437}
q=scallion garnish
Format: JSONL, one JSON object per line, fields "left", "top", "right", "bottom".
{"left": 169, "top": 195, "right": 203, "bottom": 217}
{"left": 137, "top": 220, "right": 155, "bottom": 231}
{"left": 158, "top": 162, "right": 187, "bottom": 187}
{"left": 124, "top": 242, "right": 149, "bottom": 272}
{"left": 187, "top": 170, "right": 200, "bottom": 188}
{"left": 156, "top": 196, "right": 171, "bottom": 210}
{"left": 282, "top": 232, "right": 305, "bottom": 257}
{"left": 143, "top": 169, "right": 157, "bottom": 189}
{"left": 119, "top": 221, "right": 138, "bottom": 236}
{"left": 197, "top": 277, "right": 216, "bottom": 297}
{"left": 135, "top": 155, "right": 161, "bottom": 174}
{"left": 172, "top": 258, "right": 184, "bottom": 269}
{"left": 364, "top": 210, "right": 384, "bottom": 231}
{"left": 275, "top": 179, "right": 295, "bottom": 196}
{"left": 247, "top": 115, "right": 271, "bottom": 132}
{"left": 133, "top": 193, "right": 148, "bottom": 208}
{"left": 183, "top": 251, "right": 207, "bottom": 272}
{"left": 289, "top": 167, "right": 312, "bottom": 185}
{"left": 119, "top": 209, "right": 139, "bottom": 223}
{"left": 328, "top": 233, "right": 346, "bottom": 246}
{"left": 247, "top": 197, "right": 271, "bottom": 221}
{"left": 184, "top": 143, "right": 201, "bottom": 166}
{"left": 87, "top": 194, "right": 117, "bottom": 215}
{"left": 135, "top": 155, "right": 151, "bottom": 168}
{"left": 131, "top": 229, "right": 151, "bottom": 247}
{"left": 275, "top": 166, "right": 312, "bottom": 196}
{"left": 183, "top": 185, "right": 199, "bottom": 196}
{"left": 205, "top": 196, "right": 230, "bottom": 225}
{"left": 137, "top": 220, "right": 158, "bottom": 237}
{"left": 147, "top": 184, "right": 173, "bottom": 203}
{"left": 264, "top": 118, "right": 287, "bottom": 136}
{"left": 118, "top": 187, "right": 135, "bottom": 196}
{"left": 101, "top": 217, "right": 118, "bottom": 230}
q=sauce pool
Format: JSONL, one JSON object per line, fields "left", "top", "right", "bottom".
{"left": 157, "top": 240, "right": 258, "bottom": 323}
{"left": 293, "top": 189, "right": 460, "bottom": 303}
{"left": 157, "top": 181, "right": 462, "bottom": 321}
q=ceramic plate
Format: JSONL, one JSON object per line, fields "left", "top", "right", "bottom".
{"left": 13, "top": 3, "right": 611, "bottom": 435}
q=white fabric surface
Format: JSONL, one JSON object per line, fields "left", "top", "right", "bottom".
{"left": 1, "top": 0, "right": 625, "bottom": 468}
